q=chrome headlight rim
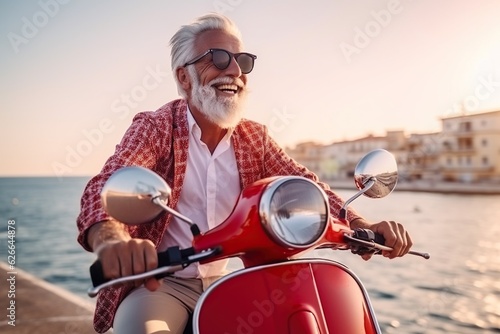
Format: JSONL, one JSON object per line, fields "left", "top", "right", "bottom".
{"left": 259, "top": 176, "right": 330, "bottom": 249}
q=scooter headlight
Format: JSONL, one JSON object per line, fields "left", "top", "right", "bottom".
{"left": 260, "top": 176, "right": 329, "bottom": 248}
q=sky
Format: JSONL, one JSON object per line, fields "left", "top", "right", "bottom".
{"left": 1, "top": 0, "right": 500, "bottom": 176}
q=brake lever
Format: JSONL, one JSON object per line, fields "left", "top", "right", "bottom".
{"left": 345, "top": 229, "right": 430, "bottom": 260}
{"left": 87, "top": 264, "right": 183, "bottom": 297}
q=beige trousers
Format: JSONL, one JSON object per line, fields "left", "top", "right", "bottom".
{"left": 113, "top": 276, "right": 220, "bottom": 334}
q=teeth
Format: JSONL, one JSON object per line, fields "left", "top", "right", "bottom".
{"left": 217, "top": 84, "right": 238, "bottom": 92}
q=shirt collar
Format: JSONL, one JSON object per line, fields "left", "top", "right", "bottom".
{"left": 186, "top": 105, "right": 201, "bottom": 139}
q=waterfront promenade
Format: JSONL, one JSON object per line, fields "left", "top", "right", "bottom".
{"left": 0, "top": 261, "right": 104, "bottom": 333}
{"left": 329, "top": 179, "right": 500, "bottom": 195}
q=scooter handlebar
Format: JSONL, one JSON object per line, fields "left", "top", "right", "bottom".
{"left": 89, "top": 248, "right": 190, "bottom": 288}
{"left": 87, "top": 247, "right": 220, "bottom": 297}
{"left": 347, "top": 228, "right": 430, "bottom": 259}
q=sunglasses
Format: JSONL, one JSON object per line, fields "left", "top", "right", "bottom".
{"left": 184, "top": 48, "right": 257, "bottom": 74}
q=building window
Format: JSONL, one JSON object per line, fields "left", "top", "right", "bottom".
{"left": 458, "top": 137, "right": 473, "bottom": 150}
{"left": 447, "top": 157, "right": 452, "bottom": 166}
{"left": 482, "top": 138, "right": 488, "bottom": 147}
{"left": 482, "top": 156, "right": 489, "bottom": 166}
{"left": 460, "top": 121, "right": 472, "bottom": 132}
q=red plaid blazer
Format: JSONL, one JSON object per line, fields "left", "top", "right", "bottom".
{"left": 77, "top": 99, "right": 359, "bottom": 333}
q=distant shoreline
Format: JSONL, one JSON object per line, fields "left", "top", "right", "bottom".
{"left": 1, "top": 176, "right": 499, "bottom": 195}
{"left": 329, "top": 179, "right": 500, "bottom": 195}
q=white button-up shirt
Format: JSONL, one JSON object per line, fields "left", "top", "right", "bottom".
{"left": 159, "top": 108, "right": 241, "bottom": 278}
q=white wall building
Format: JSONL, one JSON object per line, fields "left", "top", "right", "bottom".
{"left": 286, "top": 110, "right": 500, "bottom": 183}
{"left": 440, "top": 110, "right": 500, "bottom": 182}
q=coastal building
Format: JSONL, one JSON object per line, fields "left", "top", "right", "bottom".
{"left": 404, "top": 132, "right": 442, "bottom": 181}
{"left": 440, "top": 110, "right": 500, "bottom": 182}
{"left": 285, "top": 141, "right": 324, "bottom": 177}
{"left": 287, "top": 133, "right": 390, "bottom": 180}
{"left": 322, "top": 134, "right": 388, "bottom": 179}
{"left": 286, "top": 110, "right": 500, "bottom": 184}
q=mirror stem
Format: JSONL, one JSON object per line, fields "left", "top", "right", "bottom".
{"left": 152, "top": 196, "right": 194, "bottom": 226}
{"left": 340, "top": 178, "right": 376, "bottom": 220}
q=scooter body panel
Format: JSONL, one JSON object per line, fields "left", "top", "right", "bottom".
{"left": 193, "top": 259, "right": 380, "bottom": 334}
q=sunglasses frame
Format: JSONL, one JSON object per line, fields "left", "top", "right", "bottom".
{"left": 184, "top": 48, "right": 257, "bottom": 74}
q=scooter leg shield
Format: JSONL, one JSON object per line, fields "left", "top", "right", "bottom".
{"left": 192, "top": 259, "right": 380, "bottom": 334}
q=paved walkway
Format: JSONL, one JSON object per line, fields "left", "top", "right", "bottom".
{"left": 0, "top": 261, "right": 108, "bottom": 333}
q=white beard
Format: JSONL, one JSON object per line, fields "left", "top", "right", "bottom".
{"left": 188, "top": 66, "right": 247, "bottom": 129}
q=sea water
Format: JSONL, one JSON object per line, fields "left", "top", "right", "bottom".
{"left": 0, "top": 177, "right": 499, "bottom": 333}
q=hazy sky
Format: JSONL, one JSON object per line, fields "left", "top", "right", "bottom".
{"left": 2, "top": 0, "right": 500, "bottom": 176}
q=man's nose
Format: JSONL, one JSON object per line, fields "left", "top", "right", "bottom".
{"left": 223, "top": 56, "right": 243, "bottom": 77}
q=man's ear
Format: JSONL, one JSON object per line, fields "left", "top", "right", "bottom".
{"left": 176, "top": 67, "right": 191, "bottom": 92}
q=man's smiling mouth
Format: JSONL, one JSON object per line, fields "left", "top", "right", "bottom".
{"left": 215, "top": 84, "right": 239, "bottom": 95}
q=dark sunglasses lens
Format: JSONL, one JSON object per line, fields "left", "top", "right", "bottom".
{"left": 236, "top": 54, "right": 254, "bottom": 74}
{"left": 212, "top": 50, "right": 231, "bottom": 70}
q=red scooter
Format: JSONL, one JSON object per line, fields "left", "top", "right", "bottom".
{"left": 88, "top": 149, "right": 429, "bottom": 333}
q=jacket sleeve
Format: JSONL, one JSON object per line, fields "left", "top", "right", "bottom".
{"left": 261, "top": 128, "right": 363, "bottom": 226}
{"left": 76, "top": 113, "right": 164, "bottom": 251}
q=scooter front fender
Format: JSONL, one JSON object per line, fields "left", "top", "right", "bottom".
{"left": 193, "top": 259, "right": 381, "bottom": 334}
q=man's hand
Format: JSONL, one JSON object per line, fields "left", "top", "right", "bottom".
{"left": 350, "top": 218, "right": 413, "bottom": 260}
{"left": 88, "top": 220, "right": 161, "bottom": 291}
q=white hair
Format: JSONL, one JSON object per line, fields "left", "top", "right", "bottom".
{"left": 170, "top": 13, "right": 243, "bottom": 97}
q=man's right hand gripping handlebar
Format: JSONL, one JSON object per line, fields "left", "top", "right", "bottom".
{"left": 87, "top": 220, "right": 161, "bottom": 292}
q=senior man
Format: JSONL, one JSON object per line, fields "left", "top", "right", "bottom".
{"left": 77, "top": 13, "right": 412, "bottom": 334}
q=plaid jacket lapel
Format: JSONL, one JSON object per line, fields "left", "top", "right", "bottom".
{"left": 233, "top": 120, "right": 265, "bottom": 189}
{"left": 170, "top": 101, "right": 189, "bottom": 210}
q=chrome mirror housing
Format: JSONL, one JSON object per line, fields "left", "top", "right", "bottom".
{"left": 354, "top": 149, "right": 398, "bottom": 199}
{"left": 100, "top": 166, "right": 171, "bottom": 225}
{"left": 340, "top": 149, "right": 398, "bottom": 219}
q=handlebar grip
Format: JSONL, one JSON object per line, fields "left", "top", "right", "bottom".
{"left": 349, "top": 229, "right": 388, "bottom": 256}
{"left": 89, "top": 260, "right": 107, "bottom": 288}
{"left": 89, "top": 247, "right": 195, "bottom": 288}
{"left": 353, "top": 228, "right": 386, "bottom": 245}
{"left": 371, "top": 230, "right": 386, "bottom": 246}
{"left": 374, "top": 232, "right": 385, "bottom": 246}
{"left": 89, "top": 252, "right": 173, "bottom": 288}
